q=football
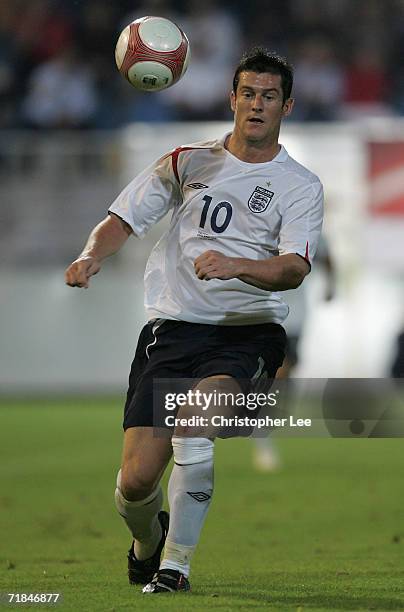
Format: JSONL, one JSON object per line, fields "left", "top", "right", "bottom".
{"left": 115, "top": 16, "right": 190, "bottom": 92}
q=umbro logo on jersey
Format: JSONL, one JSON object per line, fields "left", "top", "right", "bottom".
{"left": 187, "top": 491, "right": 211, "bottom": 502}
{"left": 248, "top": 186, "right": 274, "bottom": 213}
{"left": 187, "top": 182, "right": 209, "bottom": 189}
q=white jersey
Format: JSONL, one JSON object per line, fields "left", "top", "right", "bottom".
{"left": 109, "top": 134, "right": 324, "bottom": 326}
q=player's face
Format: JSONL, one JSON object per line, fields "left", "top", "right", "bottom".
{"left": 230, "top": 71, "right": 294, "bottom": 144}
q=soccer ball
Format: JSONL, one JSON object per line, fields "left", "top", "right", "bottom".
{"left": 115, "top": 16, "right": 190, "bottom": 92}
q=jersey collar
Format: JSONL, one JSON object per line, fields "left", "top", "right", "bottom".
{"left": 220, "top": 132, "right": 288, "bottom": 164}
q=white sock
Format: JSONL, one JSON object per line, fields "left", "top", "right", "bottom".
{"left": 114, "top": 469, "right": 163, "bottom": 560}
{"left": 160, "top": 437, "right": 214, "bottom": 577}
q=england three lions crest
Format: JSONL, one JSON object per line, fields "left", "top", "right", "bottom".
{"left": 248, "top": 186, "right": 274, "bottom": 213}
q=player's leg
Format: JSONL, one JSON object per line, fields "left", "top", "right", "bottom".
{"left": 119, "top": 426, "right": 172, "bottom": 502}
{"left": 114, "top": 318, "right": 176, "bottom": 581}
{"left": 144, "top": 375, "right": 239, "bottom": 593}
{"left": 115, "top": 426, "right": 172, "bottom": 583}
{"left": 144, "top": 435, "right": 213, "bottom": 593}
{"left": 252, "top": 434, "right": 281, "bottom": 472}
{"left": 160, "top": 435, "right": 214, "bottom": 571}
{"left": 252, "top": 333, "right": 296, "bottom": 471}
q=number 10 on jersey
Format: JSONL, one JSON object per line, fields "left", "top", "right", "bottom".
{"left": 199, "top": 195, "right": 233, "bottom": 234}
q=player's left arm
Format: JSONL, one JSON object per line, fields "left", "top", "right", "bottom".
{"left": 194, "top": 251, "right": 309, "bottom": 290}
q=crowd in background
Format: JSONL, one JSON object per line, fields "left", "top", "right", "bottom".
{"left": 1, "top": 0, "right": 404, "bottom": 129}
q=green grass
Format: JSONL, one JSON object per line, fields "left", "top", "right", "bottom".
{"left": 0, "top": 398, "right": 403, "bottom": 611}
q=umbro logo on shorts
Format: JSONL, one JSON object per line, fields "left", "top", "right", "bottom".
{"left": 187, "top": 182, "right": 209, "bottom": 189}
{"left": 187, "top": 491, "right": 211, "bottom": 502}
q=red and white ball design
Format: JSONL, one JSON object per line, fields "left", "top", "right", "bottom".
{"left": 115, "top": 16, "right": 190, "bottom": 92}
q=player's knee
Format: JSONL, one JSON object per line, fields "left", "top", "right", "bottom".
{"left": 171, "top": 436, "right": 214, "bottom": 465}
{"left": 118, "top": 464, "right": 158, "bottom": 501}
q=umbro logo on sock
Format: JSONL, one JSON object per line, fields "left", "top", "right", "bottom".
{"left": 187, "top": 491, "right": 211, "bottom": 502}
{"left": 187, "top": 183, "right": 209, "bottom": 189}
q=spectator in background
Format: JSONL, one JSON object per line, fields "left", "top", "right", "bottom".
{"left": 15, "top": 0, "right": 73, "bottom": 66}
{"left": 391, "top": 0, "right": 404, "bottom": 114}
{"left": 242, "top": 0, "right": 291, "bottom": 56}
{"left": 161, "top": 0, "right": 243, "bottom": 121}
{"left": 341, "top": 46, "right": 392, "bottom": 119}
{"left": 77, "top": 1, "right": 118, "bottom": 66}
{"left": 75, "top": 1, "right": 123, "bottom": 128}
{"left": 0, "top": 1, "right": 19, "bottom": 127}
{"left": 291, "top": 36, "right": 344, "bottom": 121}
{"left": 346, "top": 0, "right": 392, "bottom": 62}
{"left": 22, "top": 44, "right": 98, "bottom": 129}
{"left": 289, "top": 0, "right": 350, "bottom": 38}
{"left": 1, "top": 0, "right": 404, "bottom": 126}
{"left": 160, "top": 38, "right": 234, "bottom": 122}
{"left": 179, "top": 0, "right": 242, "bottom": 68}
{"left": 121, "top": 0, "right": 178, "bottom": 28}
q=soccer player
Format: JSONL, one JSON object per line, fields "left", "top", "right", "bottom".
{"left": 252, "top": 235, "right": 335, "bottom": 471}
{"left": 65, "top": 48, "right": 324, "bottom": 594}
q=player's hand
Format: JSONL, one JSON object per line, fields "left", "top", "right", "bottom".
{"left": 64, "top": 256, "right": 101, "bottom": 289}
{"left": 194, "top": 250, "right": 241, "bottom": 281}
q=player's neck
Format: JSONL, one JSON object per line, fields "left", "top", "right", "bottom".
{"left": 225, "top": 133, "right": 280, "bottom": 163}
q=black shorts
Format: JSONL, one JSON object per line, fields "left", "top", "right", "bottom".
{"left": 123, "top": 319, "right": 286, "bottom": 430}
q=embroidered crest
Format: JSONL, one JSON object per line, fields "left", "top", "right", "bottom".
{"left": 248, "top": 186, "right": 274, "bottom": 213}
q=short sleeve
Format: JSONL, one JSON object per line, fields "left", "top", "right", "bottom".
{"left": 108, "top": 154, "right": 181, "bottom": 238}
{"left": 278, "top": 180, "right": 324, "bottom": 265}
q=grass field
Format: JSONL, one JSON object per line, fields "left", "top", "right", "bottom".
{"left": 0, "top": 398, "right": 403, "bottom": 611}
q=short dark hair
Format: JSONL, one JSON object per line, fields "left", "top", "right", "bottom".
{"left": 232, "top": 48, "right": 293, "bottom": 103}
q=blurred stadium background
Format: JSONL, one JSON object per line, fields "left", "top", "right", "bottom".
{"left": 1, "top": 0, "right": 404, "bottom": 392}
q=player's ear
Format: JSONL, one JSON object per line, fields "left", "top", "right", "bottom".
{"left": 282, "top": 98, "right": 294, "bottom": 117}
{"left": 230, "top": 90, "right": 236, "bottom": 112}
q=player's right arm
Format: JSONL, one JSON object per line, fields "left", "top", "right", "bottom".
{"left": 65, "top": 149, "right": 180, "bottom": 289}
{"left": 64, "top": 213, "right": 132, "bottom": 288}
